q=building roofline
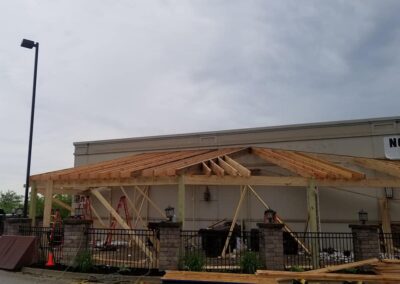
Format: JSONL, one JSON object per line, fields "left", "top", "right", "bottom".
{"left": 73, "top": 116, "right": 400, "bottom": 146}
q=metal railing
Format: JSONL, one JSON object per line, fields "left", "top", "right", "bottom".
{"left": 19, "top": 226, "right": 64, "bottom": 265}
{"left": 181, "top": 230, "right": 260, "bottom": 272}
{"left": 86, "top": 228, "right": 158, "bottom": 269}
{"left": 380, "top": 233, "right": 400, "bottom": 259}
{"left": 284, "top": 232, "right": 354, "bottom": 270}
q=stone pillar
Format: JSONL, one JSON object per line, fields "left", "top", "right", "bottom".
{"left": 158, "top": 222, "right": 181, "bottom": 271}
{"left": 257, "top": 223, "right": 285, "bottom": 271}
{"left": 61, "top": 219, "right": 92, "bottom": 267}
{"left": 349, "top": 224, "right": 380, "bottom": 261}
{"left": 3, "top": 218, "right": 31, "bottom": 235}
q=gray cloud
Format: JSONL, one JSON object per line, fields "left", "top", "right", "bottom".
{"left": 1, "top": 0, "right": 400, "bottom": 193}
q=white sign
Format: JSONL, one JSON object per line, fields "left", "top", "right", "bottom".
{"left": 384, "top": 136, "right": 400, "bottom": 160}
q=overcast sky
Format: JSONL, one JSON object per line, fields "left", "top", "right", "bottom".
{"left": 1, "top": 1, "right": 400, "bottom": 194}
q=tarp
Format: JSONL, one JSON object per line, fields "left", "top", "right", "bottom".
{"left": 0, "top": 236, "right": 38, "bottom": 270}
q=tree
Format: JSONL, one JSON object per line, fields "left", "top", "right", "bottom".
{"left": 34, "top": 194, "right": 71, "bottom": 219}
{"left": 0, "top": 190, "right": 23, "bottom": 213}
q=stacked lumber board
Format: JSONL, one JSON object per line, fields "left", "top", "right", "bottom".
{"left": 372, "top": 259, "right": 400, "bottom": 276}
{"left": 162, "top": 259, "right": 400, "bottom": 283}
{"left": 162, "top": 271, "right": 278, "bottom": 284}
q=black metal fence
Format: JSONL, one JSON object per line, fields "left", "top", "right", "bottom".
{"left": 380, "top": 233, "right": 400, "bottom": 259}
{"left": 181, "top": 230, "right": 260, "bottom": 272}
{"left": 19, "top": 226, "right": 64, "bottom": 265}
{"left": 86, "top": 228, "right": 158, "bottom": 269}
{"left": 284, "top": 232, "right": 354, "bottom": 270}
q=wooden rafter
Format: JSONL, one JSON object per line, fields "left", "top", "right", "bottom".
{"left": 210, "top": 160, "right": 224, "bottom": 176}
{"left": 217, "top": 157, "right": 239, "bottom": 176}
{"left": 223, "top": 155, "right": 251, "bottom": 177}
{"left": 201, "top": 162, "right": 212, "bottom": 176}
{"left": 354, "top": 157, "right": 400, "bottom": 178}
{"left": 252, "top": 148, "right": 318, "bottom": 178}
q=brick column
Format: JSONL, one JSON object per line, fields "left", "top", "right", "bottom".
{"left": 349, "top": 224, "right": 380, "bottom": 261}
{"left": 3, "top": 218, "right": 31, "bottom": 235}
{"left": 257, "top": 223, "right": 285, "bottom": 271}
{"left": 61, "top": 219, "right": 92, "bottom": 267}
{"left": 158, "top": 222, "right": 182, "bottom": 271}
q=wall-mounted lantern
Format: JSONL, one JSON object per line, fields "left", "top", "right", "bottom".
{"left": 358, "top": 209, "right": 368, "bottom": 225}
{"left": 264, "top": 209, "right": 276, "bottom": 224}
{"left": 204, "top": 186, "right": 211, "bottom": 202}
{"left": 385, "top": 187, "right": 394, "bottom": 199}
{"left": 165, "top": 206, "right": 175, "bottom": 222}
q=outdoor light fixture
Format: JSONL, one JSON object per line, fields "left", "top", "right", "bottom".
{"left": 204, "top": 186, "right": 211, "bottom": 202}
{"left": 20, "top": 38, "right": 39, "bottom": 218}
{"left": 385, "top": 187, "right": 394, "bottom": 199}
{"left": 358, "top": 209, "right": 368, "bottom": 225}
{"left": 165, "top": 206, "right": 175, "bottom": 222}
{"left": 264, "top": 209, "right": 276, "bottom": 224}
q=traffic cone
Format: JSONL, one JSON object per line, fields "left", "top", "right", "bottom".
{"left": 45, "top": 252, "right": 55, "bottom": 267}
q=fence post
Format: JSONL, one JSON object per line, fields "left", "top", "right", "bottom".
{"left": 158, "top": 222, "right": 182, "bottom": 271}
{"left": 349, "top": 224, "right": 380, "bottom": 261}
{"left": 61, "top": 219, "right": 92, "bottom": 267}
{"left": 3, "top": 218, "right": 31, "bottom": 235}
{"left": 257, "top": 223, "right": 285, "bottom": 271}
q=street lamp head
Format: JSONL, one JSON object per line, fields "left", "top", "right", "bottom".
{"left": 21, "top": 39, "right": 36, "bottom": 49}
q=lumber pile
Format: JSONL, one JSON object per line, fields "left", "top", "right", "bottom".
{"left": 162, "top": 259, "right": 400, "bottom": 283}
{"left": 256, "top": 258, "right": 400, "bottom": 283}
{"left": 162, "top": 271, "right": 278, "bottom": 284}
{"left": 372, "top": 259, "right": 400, "bottom": 276}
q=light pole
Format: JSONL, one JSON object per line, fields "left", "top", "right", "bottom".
{"left": 21, "top": 39, "right": 39, "bottom": 218}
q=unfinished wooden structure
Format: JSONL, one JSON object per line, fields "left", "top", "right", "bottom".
{"left": 29, "top": 146, "right": 400, "bottom": 234}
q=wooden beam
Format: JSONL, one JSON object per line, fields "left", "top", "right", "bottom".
{"left": 256, "top": 270, "right": 400, "bottom": 282}
{"left": 221, "top": 186, "right": 247, "bottom": 257}
{"left": 354, "top": 157, "right": 400, "bottom": 178}
{"left": 178, "top": 175, "right": 185, "bottom": 226}
{"left": 29, "top": 183, "right": 37, "bottom": 226}
{"left": 217, "top": 157, "right": 239, "bottom": 176}
{"left": 307, "top": 178, "right": 320, "bottom": 269}
{"left": 247, "top": 185, "right": 310, "bottom": 254}
{"left": 210, "top": 160, "right": 224, "bottom": 176}
{"left": 120, "top": 186, "right": 147, "bottom": 229}
{"left": 304, "top": 258, "right": 379, "bottom": 274}
{"left": 202, "top": 162, "right": 211, "bottom": 176}
{"left": 52, "top": 196, "right": 72, "bottom": 212}
{"left": 134, "top": 187, "right": 148, "bottom": 228}
{"left": 134, "top": 185, "right": 167, "bottom": 218}
{"left": 43, "top": 180, "right": 53, "bottom": 227}
{"left": 224, "top": 155, "right": 251, "bottom": 177}
{"left": 37, "top": 175, "right": 400, "bottom": 191}
{"left": 90, "top": 204, "right": 107, "bottom": 228}
{"left": 91, "top": 189, "right": 152, "bottom": 259}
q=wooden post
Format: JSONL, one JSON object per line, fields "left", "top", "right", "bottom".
{"left": 92, "top": 189, "right": 153, "bottom": 259}
{"left": 43, "top": 180, "right": 53, "bottom": 227}
{"left": 178, "top": 175, "right": 185, "bottom": 227}
{"left": 221, "top": 186, "right": 247, "bottom": 257}
{"left": 29, "top": 182, "right": 37, "bottom": 226}
{"left": 307, "top": 178, "right": 320, "bottom": 269}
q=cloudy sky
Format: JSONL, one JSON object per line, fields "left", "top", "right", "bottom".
{"left": 1, "top": 1, "right": 400, "bottom": 194}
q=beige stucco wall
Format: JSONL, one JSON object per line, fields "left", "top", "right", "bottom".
{"left": 74, "top": 117, "right": 400, "bottom": 232}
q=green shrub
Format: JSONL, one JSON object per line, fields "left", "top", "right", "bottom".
{"left": 181, "top": 251, "right": 205, "bottom": 271}
{"left": 240, "top": 251, "right": 261, "bottom": 274}
{"left": 75, "top": 250, "right": 93, "bottom": 272}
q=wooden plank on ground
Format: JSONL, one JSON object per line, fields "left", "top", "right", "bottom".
{"left": 162, "top": 270, "right": 277, "bottom": 284}
{"left": 256, "top": 270, "right": 400, "bottom": 282}
{"left": 303, "top": 258, "right": 379, "bottom": 273}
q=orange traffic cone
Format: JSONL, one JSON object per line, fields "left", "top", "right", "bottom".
{"left": 45, "top": 252, "right": 55, "bottom": 267}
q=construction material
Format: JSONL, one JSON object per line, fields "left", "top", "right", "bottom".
{"left": 257, "top": 270, "right": 400, "bottom": 282}
{"left": 162, "top": 270, "right": 277, "bottom": 284}
{"left": 303, "top": 257, "right": 379, "bottom": 273}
